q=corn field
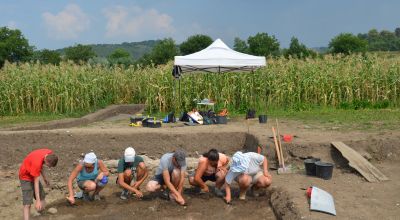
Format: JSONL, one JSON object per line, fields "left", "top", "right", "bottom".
{"left": 0, "top": 54, "right": 399, "bottom": 116}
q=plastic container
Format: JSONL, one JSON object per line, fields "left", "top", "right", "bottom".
{"left": 315, "top": 161, "right": 334, "bottom": 180}
{"left": 130, "top": 115, "right": 145, "bottom": 123}
{"left": 304, "top": 158, "right": 321, "bottom": 176}
{"left": 97, "top": 176, "right": 108, "bottom": 187}
{"left": 258, "top": 115, "right": 267, "bottom": 123}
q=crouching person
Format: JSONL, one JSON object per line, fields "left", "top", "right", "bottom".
{"left": 19, "top": 149, "right": 58, "bottom": 220}
{"left": 117, "top": 147, "right": 148, "bottom": 200}
{"left": 146, "top": 149, "right": 187, "bottom": 205}
{"left": 224, "top": 151, "right": 272, "bottom": 204}
{"left": 189, "top": 149, "right": 229, "bottom": 196}
{"left": 67, "top": 152, "right": 109, "bottom": 204}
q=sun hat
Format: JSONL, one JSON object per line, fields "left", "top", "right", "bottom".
{"left": 124, "top": 147, "right": 136, "bottom": 163}
{"left": 83, "top": 152, "right": 97, "bottom": 164}
{"left": 230, "top": 151, "right": 250, "bottom": 172}
{"left": 173, "top": 149, "right": 186, "bottom": 167}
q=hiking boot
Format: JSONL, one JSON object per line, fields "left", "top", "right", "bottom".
{"left": 82, "top": 192, "right": 91, "bottom": 201}
{"left": 120, "top": 189, "right": 129, "bottom": 200}
{"left": 160, "top": 190, "right": 170, "bottom": 200}
{"left": 214, "top": 188, "right": 225, "bottom": 197}
{"left": 93, "top": 194, "right": 101, "bottom": 201}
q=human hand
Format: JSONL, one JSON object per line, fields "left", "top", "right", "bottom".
{"left": 202, "top": 185, "right": 209, "bottom": 193}
{"left": 134, "top": 190, "right": 143, "bottom": 198}
{"left": 66, "top": 195, "right": 75, "bottom": 205}
{"left": 97, "top": 172, "right": 104, "bottom": 181}
{"left": 43, "top": 178, "right": 50, "bottom": 187}
{"left": 35, "top": 200, "right": 43, "bottom": 211}
{"left": 175, "top": 195, "right": 185, "bottom": 206}
{"left": 224, "top": 195, "right": 231, "bottom": 204}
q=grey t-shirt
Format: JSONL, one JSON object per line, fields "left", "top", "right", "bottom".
{"left": 225, "top": 152, "right": 264, "bottom": 184}
{"left": 155, "top": 152, "right": 187, "bottom": 175}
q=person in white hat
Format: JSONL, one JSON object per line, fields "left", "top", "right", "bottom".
{"left": 66, "top": 152, "right": 109, "bottom": 204}
{"left": 224, "top": 151, "right": 272, "bottom": 204}
{"left": 117, "top": 147, "right": 148, "bottom": 200}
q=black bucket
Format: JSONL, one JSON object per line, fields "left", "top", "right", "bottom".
{"left": 258, "top": 115, "right": 267, "bottom": 123}
{"left": 215, "top": 116, "right": 227, "bottom": 124}
{"left": 315, "top": 161, "right": 334, "bottom": 180}
{"left": 304, "top": 158, "right": 321, "bottom": 176}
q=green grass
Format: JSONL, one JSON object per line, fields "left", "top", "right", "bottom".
{"left": 229, "top": 107, "right": 400, "bottom": 131}
{"left": 0, "top": 112, "right": 86, "bottom": 128}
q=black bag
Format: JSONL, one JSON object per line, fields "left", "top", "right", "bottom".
{"left": 180, "top": 112, "right": 190, "bottom": 122}
{"left": 203, "top": 116, "right": 213, "bottom": 125}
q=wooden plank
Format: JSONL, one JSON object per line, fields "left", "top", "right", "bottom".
{"left": 331, "top": 142, "right": 389, "bottom": 182}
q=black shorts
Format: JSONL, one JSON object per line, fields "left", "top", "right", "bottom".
{"left": 201, "top": 174, "right": 217, "bottom": 182}
{"left": 152, "top": 171, "right": 173, "bottom": 186}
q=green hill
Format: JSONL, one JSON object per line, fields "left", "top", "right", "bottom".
{"left": 56, "top": 40, "right": 160, "bottom": 60}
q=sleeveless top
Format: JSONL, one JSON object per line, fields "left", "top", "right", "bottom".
{"left": 200, "top": 153, "right": 229, "bottom": 176}
{"left": 77, "top": 160, "right": 99, "bottom": 181}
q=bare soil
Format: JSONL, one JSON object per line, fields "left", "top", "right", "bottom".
{"left": 0, "top": 109, "right": 399, "bottom": 219}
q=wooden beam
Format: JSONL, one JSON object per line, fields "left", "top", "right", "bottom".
{"left": 331, "top": 142, "right": 389, "bottom": 182}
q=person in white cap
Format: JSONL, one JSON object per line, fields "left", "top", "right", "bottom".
{"left": 224, "top": 151, "right": 272, "bottom": 204}
{"left": 117, "top": 147, "right": 148, "bottom": 200}
{"left": 66, "top": 152, "right": 109, "bottom": 204}
{"left": 146, "top": 149, "right": 187, "bottom": 205}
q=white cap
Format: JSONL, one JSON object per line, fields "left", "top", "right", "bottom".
{"left": 124, "top": 147, "right": 136, "bottom": 162}
{"left": 83, "top": 152, "right": 97, "bottom": 164}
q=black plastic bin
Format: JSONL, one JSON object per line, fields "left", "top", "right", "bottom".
{"left": 258, "top": 115, "right": 267, "bottom": 123}
{"left": 215, "top": 116, "right": 227, "bottom": 124}
{"left": 315, "top": 161, "right": 334, "bottom": 180}
{"left": 304, "top": 158, "right": 321, "bottom": 176}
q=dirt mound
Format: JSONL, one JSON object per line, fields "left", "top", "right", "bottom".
{"left": 4, "top": 104, "right": 145, "bottom": 131}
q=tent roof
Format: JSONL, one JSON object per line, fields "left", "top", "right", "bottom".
{"left": 174, "top": 39, "right": 266, "bottom": 74}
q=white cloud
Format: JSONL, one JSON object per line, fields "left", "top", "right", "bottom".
{"left": 7, "top": 21, "right": 17, "bottom": 29}
{"left": 42, "top": 4, "right": 90, "bottom": 40}
{"left": 103, "top": 6, "right": 175, "bottom": 38}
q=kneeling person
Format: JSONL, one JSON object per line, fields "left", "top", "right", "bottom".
{"left": 118, "top": 147, "right": 148, "bottom": 200}
{"left": 67, "top": 152, "right": 109, "bottom": 204}
{"left": 146, "top": 149, "right": 186, "bottom": 205}
{"left": 224, "top": 151, "right": 272, "bottom": 203}
{"left": 189, "top": 149, "right": 229, "bottom": 195}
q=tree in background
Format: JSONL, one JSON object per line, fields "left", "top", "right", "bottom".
{"left": 147, "top": 38, "right": 179, "bottom": 65}
{"left": 107, "top": 48, "right": 132, "bottom": 66}
{"left": 233, "top": 37, "right": 248, "bottom": 53}
{"left": 179, "top": 34, "right": 213, "bottom": 55}
{"left": 64, "top": 44, "right": 96, "bottom": 63}
{"left": 395, "top": 28, "right": 400, "bottom": 38}
{"left": 329, "top": 33, "right": 368, "bottom": 55}
{"left": 358, "top": 28, "right": 400, "bottom": 51}
{"left": 32, "top": 49, "right": 61, "bottom": 65}
{"left": 284, "top": 37, "right": 317, "bottom": 59}
{"left": 0, "top": 27, "right": 33, "bottom": 67}
{"left": 247, "top": 32, "right": 280, "bottom": 57}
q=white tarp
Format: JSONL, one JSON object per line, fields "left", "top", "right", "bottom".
{"left": 174, "top": 38, "right": 266, "bottom": 74}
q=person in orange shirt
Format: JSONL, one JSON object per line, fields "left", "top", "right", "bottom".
{"left": 189, "top": 149, "right": 229, "bottom": 196}
{"left": 19, "top": 149, "right": 58, "bottom": 220}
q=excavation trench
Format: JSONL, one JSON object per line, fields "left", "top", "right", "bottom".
{"left": 0, "top": 130, "right": 301, "bottom": 220}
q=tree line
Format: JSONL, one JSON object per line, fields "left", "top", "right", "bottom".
{"left": 1, "top": 26, "right": 400, "bottom": 68}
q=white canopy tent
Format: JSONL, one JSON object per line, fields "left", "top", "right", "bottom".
{"left": 172, "top": 38, "right": 266, "bottom": 111}
{"left": 173, "top": 38, "right": 266, "bottom": 77}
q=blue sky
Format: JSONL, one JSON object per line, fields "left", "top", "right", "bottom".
{"left": 1, "top": 0, "right": 399, "bottom": 50}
